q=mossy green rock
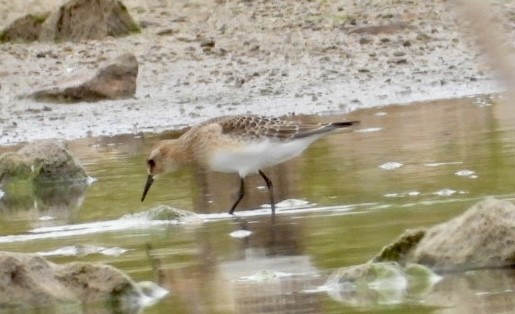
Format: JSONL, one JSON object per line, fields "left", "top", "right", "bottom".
{"left": 372, "top": 228, "right": 426, "bottom": 264}
{"left": 326, "top": 262, "right": 440, "bottom": 306}
{"left": 0, "top": 251, "right": 142, "bottom": 310}
{"left": 0, "top": 152, "right": 33, "bottom": 181}
{"left": 0, "top": 141, "right": 87, "bottom": 186}
{"left": 129, "top": 205, "right": 198, "bottom": 221}
{"left": 372, "top": 198, "right": 515, "bottom": 273}
{"left": 0, "top": 13, "right": 49, "bottom": 43}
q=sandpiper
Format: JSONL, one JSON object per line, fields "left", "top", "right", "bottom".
{"left": 141, "top": 115, "right": 359, "bottom": 217}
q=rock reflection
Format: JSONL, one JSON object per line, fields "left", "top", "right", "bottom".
{"left": 153, "top": 217, "right": 325, "bottom": 313}
{"left": 216, "top": 218, "right": 324, "bottom": 313}
{"left": 427, "top": 269, "right": 515, "bottom": 314}
{"left": 0, "top": 181, "right": 88, "bottom": 224}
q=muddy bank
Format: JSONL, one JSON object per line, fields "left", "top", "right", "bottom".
{"left": 0, "top": 0, "right": 511, "bottom": 145}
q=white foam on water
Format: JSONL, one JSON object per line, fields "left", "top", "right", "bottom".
{"left": 0, "top": 200, "right": 372, "bottom": 244}
{"left": 86, "top": 176, "right": 97, "bottom": 185}
{"left": 37, "top": 245, "right": 130, "bottom": 257}
{"left": 137, "top": 281, "right": 170, "bottom": 307}
{"left": 433, "top": 188, "right": 457, "bottom": 196}
{"left": 274, "top": 198, "right": 311, "bottom": 209}
{"left": 455, "top": 169, "right": 477, "bottom": 178}
{"left": 379, "top": 162, "right": 404, "bottom": 170}
{"left": 424, "top": 161, "right": 463, "bottom": 167}
{"left": 237, "top": 270, "right": 294, "bottom": 283}
{"left": 198, "top": 199, "right": 361, "bottom": 220}
{"left": 384, "top": 191, "right": 420, "bottom": 198}
{"left": 0, "top": 215, "right": 179, "bottom": 244}
{"left": 38, "top": 216, "right": 56, "bottom": 221}
{"left": 229, "top": 230, "right": 253, "bottom": 238}
{"left": 475, "top": 289, "right": 514, "bottom": 296}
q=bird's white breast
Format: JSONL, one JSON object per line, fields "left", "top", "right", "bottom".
{"left": 209, "top": 136, "right": 321, "bottom": 177}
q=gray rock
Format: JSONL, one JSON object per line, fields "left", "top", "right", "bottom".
{"left": 0, "top": 140, "right": 87, "bottom": 184}
{"left": 39, "top": 0, "right": 139, "bottom": 42}
{"left": 374, "top": 198, "right": 515, "bottom": 272}
{"left": 31, "top": 53, "right": 138, "bottom": 103}
{"left": 0, "top": 251, "right": 142, "bottom": 310}
{"left": 412, "top": 198, "right": 515, "bottom": 272}
{"left": 0, "top": 0, "right": 138, "bottom": 43}
{"left": 0, "top": 13, "right": 49, "bottom": 43}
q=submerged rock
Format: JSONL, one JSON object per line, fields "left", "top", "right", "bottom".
{"left": 128, "top": 205, "right": 199, "bottom": 222}
{"left": 39, "top": 0, "right": 139, "bottom": 42}
{"left": 0, "top": 140, "right": 89, "bottom": 212}
{"left": 0, "top": 251, "right": 144, "bottom": 310}
{"left": 374, "top": 198, "right": 515, "bottom": 272}
{"left": 31, "top": 53, "right": 138, "bottom": 103}
{"left": 326, "top": 262, "right": 439, "bottom": 307}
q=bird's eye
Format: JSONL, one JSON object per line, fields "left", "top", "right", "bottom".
{"left": 148, "top": 159, "right": 156, "bottom": 168}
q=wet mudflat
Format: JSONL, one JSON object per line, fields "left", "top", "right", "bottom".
{"left": 1, "top": 95, "right": 515, "bottom": 313}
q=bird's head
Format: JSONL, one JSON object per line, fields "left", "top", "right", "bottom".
{"left": 141, "top": 139, "right": 186, "bottom": 202}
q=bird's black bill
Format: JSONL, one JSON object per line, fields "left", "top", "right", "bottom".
{"left": 141, "top": 175, "right": 154, "bottom": 202}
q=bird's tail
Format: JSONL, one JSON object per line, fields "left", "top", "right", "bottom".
{"left": 293, "top": 120, "right": 360, "bottom": 139}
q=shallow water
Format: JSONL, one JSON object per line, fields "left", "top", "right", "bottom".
{"left": 1, "top": 95, "right": 515, "bottom": 313}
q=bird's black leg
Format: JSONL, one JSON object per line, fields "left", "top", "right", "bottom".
{"left": 258, "top": 170, "right": 276, "bottom": 217}
{"left": 229, "top": 178, "right": 245, "bottom": 215}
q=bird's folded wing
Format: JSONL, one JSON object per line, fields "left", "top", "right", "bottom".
{"left": 215, "top": 115, "right": 337, "bottom": 140}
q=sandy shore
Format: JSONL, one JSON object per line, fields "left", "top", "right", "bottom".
{"left": 0, "top": 0, "right": 511, "bottom": 145}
